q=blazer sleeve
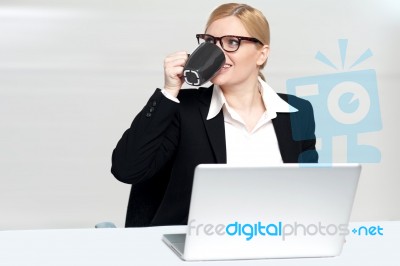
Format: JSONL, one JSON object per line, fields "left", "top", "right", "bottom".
{"left": 288, "top": 95, "right": 319, "bottom": 163}
{"left": 111, "top": 89, "right": 180, "bottom": 185}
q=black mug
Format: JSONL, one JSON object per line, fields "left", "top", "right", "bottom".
{"left": 183, "top": 42, "right": 225, "bottom": 86}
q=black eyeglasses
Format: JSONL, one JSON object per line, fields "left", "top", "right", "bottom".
{"left": 196, "top": 34, "right": 263, "bottom": 52}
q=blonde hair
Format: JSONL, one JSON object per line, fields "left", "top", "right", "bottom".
{"left": 205, "top": 3, "right": 270, "bottom": 81}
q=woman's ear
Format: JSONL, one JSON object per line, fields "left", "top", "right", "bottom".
{"left": 257, "top": 45, "right": 270, "bottom": 66}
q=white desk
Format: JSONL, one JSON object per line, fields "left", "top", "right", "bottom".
{"left": 0, "top": 221, "right": 399, "bottom": 265}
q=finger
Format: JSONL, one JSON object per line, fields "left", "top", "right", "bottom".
{"left": 164, "top": 52, "right": 188, "bottom": 64}
{"left": 165, "top": 66, "right": 184, "bottom": 80}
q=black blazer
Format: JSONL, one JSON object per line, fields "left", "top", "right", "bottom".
{"left": 111, "top": 86, "right": 318, "bottom": 227}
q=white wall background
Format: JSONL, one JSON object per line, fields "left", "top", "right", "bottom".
{"left": 0, "top": 0, "right": 399, "bottom": 229}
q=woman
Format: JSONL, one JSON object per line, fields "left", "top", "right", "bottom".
{"left": 111, "top": 3, "right": 318, "bottom": 227}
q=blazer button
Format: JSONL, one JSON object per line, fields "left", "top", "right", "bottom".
{"left": 152, "top": 101, "right": 157, "bottom": 107}
{"left": 149, "top": 107, "right": 155, "bottom": 112}
{"left": 146, "top": 112, "right": 152, "bottom": 117}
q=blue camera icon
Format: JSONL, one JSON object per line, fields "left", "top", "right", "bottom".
{"left": 287, "top": 69, "right": 382, "bottom": 163}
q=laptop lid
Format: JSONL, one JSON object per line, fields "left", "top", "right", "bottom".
{"left": 180, "top": 163, "right": 361, "bottom": 261}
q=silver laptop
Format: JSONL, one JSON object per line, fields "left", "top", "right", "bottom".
{"left": 163, "top": 163, "right": 361, "bottom": 261}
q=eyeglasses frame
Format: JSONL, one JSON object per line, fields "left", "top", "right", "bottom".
{"left": 196, "top": 33, "right": 264, "bottom": 52}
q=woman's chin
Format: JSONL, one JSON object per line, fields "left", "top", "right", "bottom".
{"left": 210, "top": 74, "right": 227, "bottom": 86}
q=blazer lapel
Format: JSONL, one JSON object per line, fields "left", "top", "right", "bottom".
{"left": 198, "top": 86, "right": 227, "bottom": 163}
{"left": 272, "top": 113, "right": 297, "bottom": 163}
{"left": 196, "top": 86, "right": 298, "bottom": 164}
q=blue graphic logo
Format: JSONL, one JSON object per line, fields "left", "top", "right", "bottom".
{"left": 286, "top": 39, "right": 382, "bottom": 163}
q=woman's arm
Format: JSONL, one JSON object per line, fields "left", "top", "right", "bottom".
{"left": 111, "top": 89, "right": 180, "bottom": 185}
{"left": 285, "top": 94, "right": 319, "bottom": 163}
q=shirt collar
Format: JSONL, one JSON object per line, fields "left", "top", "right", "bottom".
{"left": 207, "top": 77, "right": 298, "bottom": 120}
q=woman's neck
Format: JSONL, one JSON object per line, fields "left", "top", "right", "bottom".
{"left": 220, "top": 79, "right": 266, "bottom": 132}
{"left": 221, "top": 79, "right": 263, "bottom": 112}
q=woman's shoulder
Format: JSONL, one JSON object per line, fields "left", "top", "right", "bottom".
{"left": 277, "top": 93, "right": 314, "bottom": 112}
